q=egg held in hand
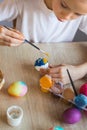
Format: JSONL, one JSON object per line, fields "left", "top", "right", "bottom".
{"left": 8, "top": 81, "right": 28, "bottom": 97}
{"left": 34, "top": 58, "right": 48, "bottom": 71}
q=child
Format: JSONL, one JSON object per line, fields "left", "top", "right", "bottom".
{"left": 0, "top": 0, "right": 87, "bottom": 92}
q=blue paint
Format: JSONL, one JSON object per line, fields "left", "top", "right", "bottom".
{"left": 34, "top": 58, "right": 47, "bottom": 66}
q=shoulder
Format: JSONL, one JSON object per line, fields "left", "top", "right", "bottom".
{"left": 78, "top": 15, "right": 87, "bottom": 27}
{"left": 78, "top": 15, "right": 87, "bottom": 34}
{"left": 81, "top": 15, "right": 87, "bottom": 23}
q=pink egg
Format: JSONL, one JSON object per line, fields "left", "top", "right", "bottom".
{"left": 62, "top": 107, "right": 82, "bottom": 124}
{"left": 80, "top": 83, "right": 87, "bottom": 96}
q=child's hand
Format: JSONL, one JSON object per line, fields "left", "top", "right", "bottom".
{"left": 40, "top": 64, "right": 86, "bottom": 85}
{"left": 0, "top": 26, "right": 24, "bottom": 46}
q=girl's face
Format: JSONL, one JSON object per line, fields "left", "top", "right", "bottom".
{"left": 52, "top": 0, "right": 87, "bottom": 22}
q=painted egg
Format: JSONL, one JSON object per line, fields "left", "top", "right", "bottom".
{"left": 62, "top": 107, "right": 82, "bottom": 124}
{"left": 8, "top": 81, "right": 28, "bottom": 97}
{"left": 34, "top": 58, "right": 48, "bottom": 71}
{"left": 74, "top": 94, "right": 87, "bottom": 108}
{"left": 80, "top": 83, "right": 87, "bottom": 96}
{"left": 49, "top": 126, "right": 64, "bottom": 130}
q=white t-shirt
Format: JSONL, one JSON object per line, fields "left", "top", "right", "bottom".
{"left": 0, "top": 0, "right": 87, "bottom": 43}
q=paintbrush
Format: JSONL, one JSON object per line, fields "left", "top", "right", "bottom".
{"left": 4, "top": 26, "right": 49, "bottom": 57}
{"left": 24, "top": 39, "right": 49, "bottom": 57}
{"left": 66, "top": 69, "right": 78, "bottom": 96}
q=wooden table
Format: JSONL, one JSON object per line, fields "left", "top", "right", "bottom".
{"left": 0, "top": 42, "right": 87, "bottom": 130}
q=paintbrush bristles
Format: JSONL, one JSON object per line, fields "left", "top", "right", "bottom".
{"left": 40, "top": 49, "right": 49, "bottom": 57}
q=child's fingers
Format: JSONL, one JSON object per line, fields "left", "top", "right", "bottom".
{"left": 49, "top": 64, "right": 63, "bottom": 68}
{"left": 0, "top": 26, "right": 24, "bottom": 40}
{"left": 49, "top": 64, "right": 53, "bottom": 68}
{"left": 49, "top": 67, "right": 60, "bottom": 74}
{"left": 7, "top": 28, "right": 24, "bottom": 38}
{"left": 4, "top": 28, "right": 24, "bottom": 40}
{"left": 5, "top": 27, "right": 23, "bottom": 35}
{"left": 52, "top": 77, "right": 62, "bottom": 83}
{"left": 0, "top": 35, "right": 23, "bottom": 46}
{"left": 40, "top": 68, "right": 49, "bottom": 75}
{"left": 0, "top": 41, "right": 9, "bottom": 46}
{"left": 48, "top": 64, "right": 66, "bottom": 74}
{"left": 49, "top": 73, "right": 61, "bottom": 78}
{"left": 8, "top": 42, "right": 21, "bottom": 47}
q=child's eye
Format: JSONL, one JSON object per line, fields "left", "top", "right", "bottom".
{"left": 61, "top": 1, "right": 68, "bottom": 9}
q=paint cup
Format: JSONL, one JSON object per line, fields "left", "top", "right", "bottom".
{"left": 7, "top": 105, "right": 23, "bottom": 127}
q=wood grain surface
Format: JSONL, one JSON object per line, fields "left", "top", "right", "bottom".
{"left": 0, "top": 42, "right": 87, "bottom": 130}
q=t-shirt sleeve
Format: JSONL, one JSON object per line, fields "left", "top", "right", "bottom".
{"left": 0, "top": 0, "right": 21, "bottom": 21}
{"left": 79, "top": 15, "right": 87, "bottom": 35}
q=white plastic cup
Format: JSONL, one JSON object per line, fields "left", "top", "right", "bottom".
{"left": 7, "top": 105, "right": 23, "bottom": 127}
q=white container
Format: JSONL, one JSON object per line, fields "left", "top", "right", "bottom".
{"left": 7, "top": 105, "right": 23, "bottom": 127}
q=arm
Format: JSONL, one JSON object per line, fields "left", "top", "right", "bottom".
{"left": 0, "top": 0, "right": 24, "bottom": 46}
{"left": 40, "top": 62, "right": 87, "bottom": 85}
